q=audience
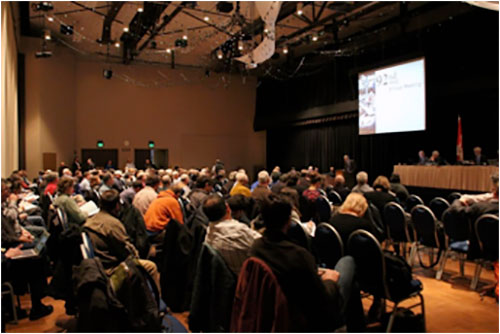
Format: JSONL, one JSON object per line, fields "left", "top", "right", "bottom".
{"left": 83, "top": 189, "right": 160, "bottom": 291}
{"left": 202, "top": 195, "right": 261, "bottom": 276}
{"left": 351, "top": 171, "right": 374, "bottom": 194}
{"left": 133, "top": 175, "right": 161, "bottom": 216}
{"left": 389, "top": 173, "right": 409, "bottom": 203}
{"left": 188, "top": 176, "right": 214, "bottom": 211}
{"left": 250, "top": 194, "right": 364, "bottom": 332}
{"left": 54, "top": 176, "right": 88, "bottom": 225}
{"left": 251, "top": 170, "right": 272, "bottom": 203}
{"left": 43, "top": 171, "right": 58, "bottom": 196}
{"left": 120, "top": 180, "right": 143, "bottom": 206}
{"left": 144, "top": 183, "right": 184, "bottom": 235}
{"left": 333, "top": 174, "right": 351, "bottom": 202}
{"left": 230, "top": 172, "right": 251, "bottom": 197}
{"left": 364, "top": 175, "right": 397, "bottom": 214}
{"left": 99, "top": 172, "right": 115, "bottom": 195}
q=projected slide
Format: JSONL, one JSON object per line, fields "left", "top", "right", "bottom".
{"left": 358, "top": 57, "right": 426, "bottom": 135}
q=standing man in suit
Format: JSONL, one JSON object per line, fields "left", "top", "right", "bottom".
{"left": 343, "top": 155, "right": 356, "bottom": 188}
{"left": 473, "top": 147, "right": 488, "bottom": 165}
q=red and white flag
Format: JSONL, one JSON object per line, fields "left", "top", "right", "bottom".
{"left": 456, "top": 116, "right": 463, "bottom": 162}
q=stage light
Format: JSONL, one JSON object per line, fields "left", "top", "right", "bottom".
{"left": 297, "top": 3, "right": 303, "bottom": 15}
{"left": 47, "top": 16, "right": 54, "bottom": 22}
{"left": 312, "top": 34, "right": 318, "bottom": 42}
{"left": 216, "top": 49, "right": 223, "bottom": 59}
{"left": 123, "top": 27, "right": 129, "bottom": 32}
{"left": 238, "top": 40, "right": 244, "bottom": 51}
{"left": 44, "top": 30, "right": 51, "bottom": 40}
{"left": 115, "top": 42, "right": 120, "bottom": 48}
{"left": 166, "top": 48, "right": 172, "bottom": 54}
{"left": 137, "top": 6, "right": 143, "bottom": 12}
{"left": 204, "top": 16, "right": 210, "bottom": 22}
{"left": 283, "top": 46, "right": 288, "bottom": 54}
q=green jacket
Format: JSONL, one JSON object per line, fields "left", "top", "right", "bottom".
{"left": 54, "top": 193, "right": 88, "bottom": 225}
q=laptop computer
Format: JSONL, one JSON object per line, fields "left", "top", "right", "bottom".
{"left": 11, "top": 230, "right": 50, "bottom": 260}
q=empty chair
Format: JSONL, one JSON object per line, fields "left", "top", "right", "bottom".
{"left": 435, "top": 208, "right": 470, "bottom": 280}
{"left": 347, "top": 230, "right": 425, "bottom": 332}
{"left": 313, "top": 223, "right": 344, "bottom": 269}
{"left": 327, "top": 190, "right": 343, "bottom": 206}
{"left": 384, "top": 202, "right": 415, "bottom": 262}
{"left": 448, "top": 192, "right": 462, "bottom": 204}
{"left": 411, "top": 205, "right": 445, "bottom": 269}
{"left": 405, "top": 195, "right": 424, "bottom": 213}
{"left": 429, "top": 197, "right": 450, "bottom": 223}
{"left": 470, "top": 214, "right": 499, "bottom": 290}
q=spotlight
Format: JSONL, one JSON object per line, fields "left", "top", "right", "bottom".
{"left": 123, "top": 27, "right": 129, "bottom": 32}
{"left": 297, "top": 2, "right": 303, "bottom": 15}
{"left": 216, "top": 49, "right": 223, "bottom": 59}
{"left": 204, "top": 16, "right": 210, "bottom": 22}
{"left": 60, "top": 24, "right": 73, "bottom": 35}
{"left": 103, "top": 69, "right": 113, "bottom": 79}
{"left": 166, "top": 48, "right": 172, "bottom": 54}
{"left": 44, "top": 30, "right": 51, "bottom": 40}
{"left": 33, "top": 2, "right": 53, "bottom": 12}
{"left": 182, "top": 34, "right": 188, "bottom": 40}
{"left": 263, "top": 28, "right": 269, "bottom": 34}
{"left": 283, "top": 46, "right": 288, "bottom": 54}
{"left": 238, "top": 40, "right": 244, "bottom": 51}
{"left": 137, "top": 6, "right": 144, "bottom": 12}
{"left": 312, "top": 35, "right": 318, "bottom": 42}
{"left": 35, "top": 50, "right": 52, "bottom": 58}
{"left": 47, "top": 16, "right": 54, "bottom": 22}
{"left": 115, "top": 42, "right": 120, "bottom": 48}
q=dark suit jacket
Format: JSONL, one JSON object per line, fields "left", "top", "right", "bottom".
{"left": 474, "top": 154, "right": 488, "bottom": 165}
{"left": 250, "top": 229, "right": 341, "bottom": 332}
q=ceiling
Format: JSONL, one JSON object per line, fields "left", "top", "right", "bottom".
{"left": 23, "top": 1, "right": 479, "bottom": 75}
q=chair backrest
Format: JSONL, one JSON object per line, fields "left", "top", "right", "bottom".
{"left": 327, "top": 190, "right": 343, "bottom": 205}
{"left": 366, "top": 202, "right": 386, "bottom": 239}
{"left": 411, "top": 204, "right": 440, "bottom": 248}
{"left": 313, "top": 223, "right": 344, "bottom": 269}
{"left": 475, "top": 214, "right": 499, "bottom": 261}
{"left": 56, "top": 207, "right": 69, "bottom": 231}
{"left": 384, "top": 202, "right": 411, "bottom": 243}
{"left": 347, "top": 230, "right": 389, "bottom": 299}
{"left": 448, "top": 192, "right": 462, "bottom": 203}
{"left": 231, "top": 257, "right": 292, "bottom": 332}
{"left": 316, "top": 196, "right": 332, "bottom": 222}
{"left": 429, "top": 197, "right": 450, "bottom": 222}
{"left": 406, "top": 194, "right": 424, "bottom": 212}
{"left": 287, "top": 221, "right": 312, "bottom": 252}
{"left": 441, "top": 208, "right": 470, "bottom": 244}
{"left": 81, "top": 231, "right": 95, "bottom": 259}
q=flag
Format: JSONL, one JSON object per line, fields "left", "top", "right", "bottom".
{"left": 456, "top": 116, "right": 463, "bottom": 162}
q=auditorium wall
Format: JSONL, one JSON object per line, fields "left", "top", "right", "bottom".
{"left": 1, "top": 3, "right": 19, "bottom": 178}
{"left": 21, "top": 38, "right": 265, "bottom": 178}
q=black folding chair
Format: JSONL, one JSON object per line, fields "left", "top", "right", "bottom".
{"left": 313, "top": 223, "right": 344, "bottom": 269}
{"left": 428, "top": 197, "right": 450, "bottom": 223}
{"left": 470, "top": 214, "right": 499, "bottom": 290}
{"left": 448, "top": 192, "right": 462, "bottom": 204}
{"left": 411, "top": 205, "right": 445, "bottom": 269}
{"left": 327, "top": 190, "right": 343, "bottom": 206}
{"left": 383, "top": 202, "right": 415, "bottom": 264}
{"left": 287, "top": 221, "right": 312, "bottom": 252}
{"left": 405, "top": 195, "right": 424, "bottom": 213}
{"left": 317, "top": 196, "right": 332, "bottom": 223}
{"left": 435, "top": 208, "right": 470, "bottom": 280}
{"left": 348, "top": 230, "right": 425, "bottom": 333}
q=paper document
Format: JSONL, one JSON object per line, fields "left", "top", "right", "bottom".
{"left": 79, "top": 201, "right": 100, "bottom": 217}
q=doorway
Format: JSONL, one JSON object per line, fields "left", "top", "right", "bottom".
{"left": 81, "top": 149, "right": 118, "bottom": 169}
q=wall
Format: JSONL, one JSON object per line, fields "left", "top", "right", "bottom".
{"left": 20, "top": 41, "right": 265, "bottom": 178}
{"left": 21, "top": 38, "right": 76, "bottom": 178}
{"left": 74, "top": 61, "right": 265, "bottom": 175}
{"left": 1, "top": 2, "right": 18, "bottom": 177}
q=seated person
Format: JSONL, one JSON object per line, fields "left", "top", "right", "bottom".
{"left": 227, "top": 194, "right": 254, "bottom": 226}
{"left": 54, "top": 176, "right": 88, "bottom": 225}
{"left": 188, "top": 176, "right": 214, "bottom": 211}
{"left": 252, "top": 170, "right": 272, "bottom": 203}
{"left": 428, "top": 150, "right": 447, "bottom": 165}
{"left": 84, "top": 190, "right": 160, "bottom": 290}
{"left": 389, "top": 173, "right": 409, "bottom": 203}
{"left": 98, "top": 173, "right": 115, "bottom": 195}
{"left": 473, "top": 146, "right": 488, "bottom": 165}
{"left": 364, "top": 175, "right": 397, "bottom": 214}
{"left": 203, "top": 195, "right": 261, "bottom": 276}
{"left": 2, "top": 245, "right": 54, "bottom": 320}
{"left": 144, "top": 183, "right": 184, "bottom": 234}
{"left": 43, "top": 172, "right": 58, "bottom": 196}
{"left": 133, "top": 175, "right": 161, "bottom": 216}
{"left": 329, "top": 193, "right": 384, "bottom": 250}
{"left": 230, "top": 172, "right": 252, "bottom": 198}
{"left": 250, "top": 194, "right": 365, "bottom": 332}
{"left": 120, "top": 180, "right": 143, "bottom": 207}
{"left": 351, "top": 171, "right": 374, "bottom": 194}
{"left": 333, "top": 175, "right": 351, "bottom": 202}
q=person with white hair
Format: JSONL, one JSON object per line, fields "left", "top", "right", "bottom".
{"left": 230, "top": 172, "right": 251, "bottom": 197}
{"left": 351, "top": 171, "right": 374, "bottom": 194}
{"left": 62, "top": 168, "right": 73, "bottom": 177}
{"left": 252, "top": 170, "right": 271, "bottom": 203}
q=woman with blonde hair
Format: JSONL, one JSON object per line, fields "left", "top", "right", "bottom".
{"left": 328, "top": 192, "right": 382, "bottom": 252}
